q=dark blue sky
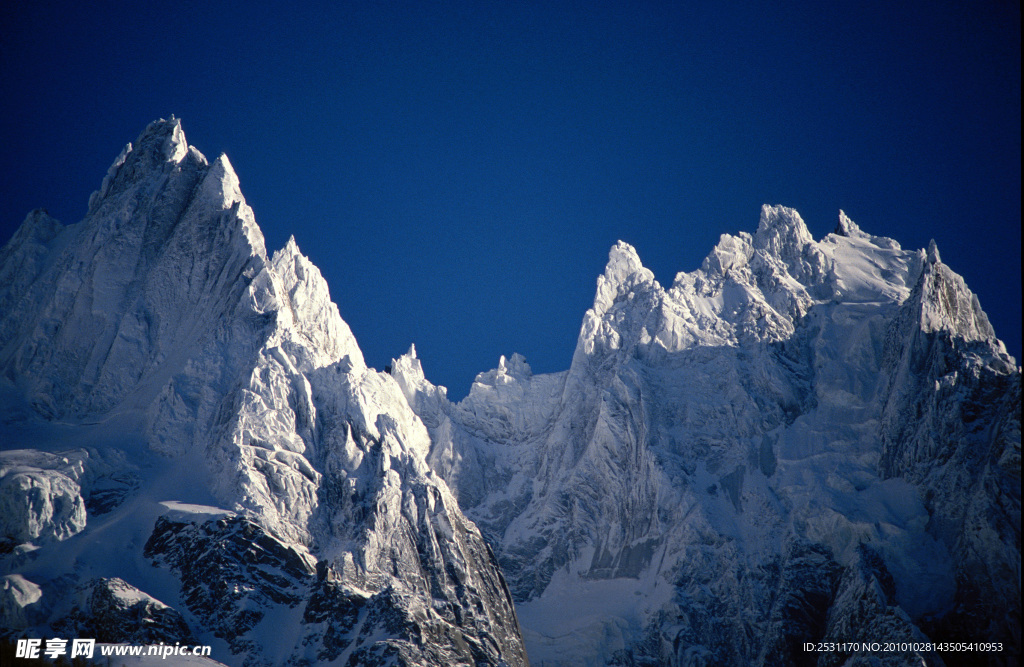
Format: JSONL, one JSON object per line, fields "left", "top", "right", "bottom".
{"left": 2, "top": 1, "right": 1020, "bottom": 398}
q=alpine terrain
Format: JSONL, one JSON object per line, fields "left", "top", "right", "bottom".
{"left": 1, "top": 119, "right": 1019, "bottom": 667}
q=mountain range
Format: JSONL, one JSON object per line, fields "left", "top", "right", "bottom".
{"left": 1, "top": 119, "right": 1019, "bottom": 666}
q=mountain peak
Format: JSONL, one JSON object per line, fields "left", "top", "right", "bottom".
{"left": 592, "top": 241, "right": 656, "bottom": 315}
{"left": 269, "top": 234, "right": 366, "bottom": 371}
{"left": 499, "top": 353, "right": 531, "bottom": 379}
{"left": 913, "top": 253, "right": 998, "bottom": 345}
{"left": 608, "top": 240, "right": 643, "bottom": 268}
{"left": 282, "top": 235, "right": 300, "bottom": 256}
{"left": 201, "top": 154, "right": 243, "bottom": 207}
{"left": 752, "top": 204, "right": 831, "bottom": 289}
{"left": 135, "top": 116, "right": 189, "bottom": 164}
{"left": 7, "top": 208, "right": 63, "bottom": 247}
{"left": 700, "top": 231, "right": 753, "bottom": 276}
{"left": 753, "top": 204, "right": 814, "bottom": 252}
{"left": 834, "top": 210, "right": 863, "bottom": 237}
{"left": 86, "top": 118, "right": 208, "bottom": 217}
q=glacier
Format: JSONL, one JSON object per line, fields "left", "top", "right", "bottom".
{"left": 0, "top": 119, "right": 1019, "bottom": 667}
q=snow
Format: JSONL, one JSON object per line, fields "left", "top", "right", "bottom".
{"left": 407, "top": 206, "right": 1018, "bottom": 663}
{"left": 819, "top": 226, "right": 920, "bottom": 303}
{"left": 517, "top": 556, "right": 675, "bottom": 665}
{"left": 157, "top": 501, "right": 235, "bottom": 521}
{"left": 1, "top": 118, "right": 1017, "bottom": 666}
{"left": 1, "top": 119, "right": 528, "bottom": 665}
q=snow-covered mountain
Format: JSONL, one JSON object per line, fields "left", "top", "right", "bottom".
{"left": 395, "top": 211, "right": 1020, "bottom": 665}
{"left": 0, "top": 119, "right": 525, "bottom": 666}
{"left": 1, "top": 119, "right": 1019, "bottom": 667}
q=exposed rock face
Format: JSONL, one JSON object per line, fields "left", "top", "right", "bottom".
{"left": 52, "top": 577, "right": 195, "bottom": 645}
{"left": 0, "top": 119, "right": 527, "bottom": 667}
{"left": 144, "top": 515, "right": 315, "bottom": 654}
